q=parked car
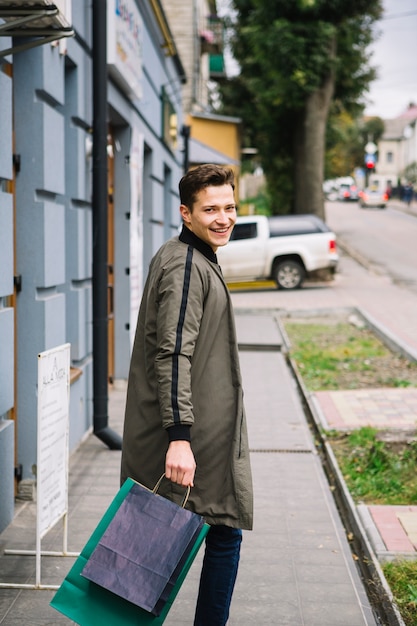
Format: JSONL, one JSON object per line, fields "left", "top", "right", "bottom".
{"left": 337, "top": 183, "right": 359, "bottom": 201}
{"left": 217, "top": 214, "right": 339, "bottom": 290}
{"left": 358, "top": 188, "right": 388, "bottom": 209}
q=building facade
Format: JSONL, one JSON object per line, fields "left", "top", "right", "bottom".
{"left": 371, "top": 104, "right": 417, "bottom": 192}
{"left": 0, "top": 0, "right": 185, "bottom": 531}
{"left": 163, "top": 0, "right": 241, "bottom": 177}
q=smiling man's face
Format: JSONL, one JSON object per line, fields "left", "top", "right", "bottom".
{"left": 180, "top": 184, "right": 237, "bottom": 252}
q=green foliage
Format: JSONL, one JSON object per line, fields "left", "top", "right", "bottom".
{"left": 401, "top": 162, "right": 417, "bottom": 185}
{"left": 383, "top": 561, "right": 417, "bottom": 626}
{"left": 325, "top": 112, "right": 385, "bottom": 179}
{"left": 332, "top": 428, "right": 417, "bottom": 504}
{"left": 285, "top": 322, "right": 395, "bottom": 391}
{"left": 383, "top": 562, "right": 417, "bottom": 625}
{"left": 239, "top": 191, "right": 271, "bottom": 216}
{"left": 220, "top": 0, "right": 383, "bottom": 211}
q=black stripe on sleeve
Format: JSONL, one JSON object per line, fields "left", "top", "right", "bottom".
{"left": 171, "top": 246, "right": 193, "bottom": 424}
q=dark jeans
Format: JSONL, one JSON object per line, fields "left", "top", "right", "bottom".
{"left": 193, "top": 525, "right": 242, "bottom": 626}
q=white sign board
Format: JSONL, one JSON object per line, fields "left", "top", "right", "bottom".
{"left": 107, "top": 0, "right": 143, "bottom": 102}
{"left": 37, "top": 343, "right": 71, "bottom": 539}
{"left": 365, "top": 141, "right": 377, "bottom": 154}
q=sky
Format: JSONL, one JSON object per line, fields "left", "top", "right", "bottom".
{"left": 364, "top": 0, "right": 417, "bottom": 119}
{"left": 216, "top": 0, "right": 417, "bottom": 121}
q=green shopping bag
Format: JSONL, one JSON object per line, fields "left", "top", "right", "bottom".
{"left": 50, "top": 477, "right": 209, "bottom": 625}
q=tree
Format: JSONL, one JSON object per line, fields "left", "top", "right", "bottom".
{"left": 220, "top": 0, "right": 383, "bottom": 216}
{"left": 325, "top": 113, "right": 384, "bottom": 180}
{"left": 401, "top": 162, "right": 417, "bottom": 186}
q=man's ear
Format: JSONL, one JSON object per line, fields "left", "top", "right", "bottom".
{"left": 180, "top": 204, "right": 191, "bottom": 224}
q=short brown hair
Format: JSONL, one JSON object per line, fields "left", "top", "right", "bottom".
{"left": 179, "top": 164, "right": 235, "bottom": 209}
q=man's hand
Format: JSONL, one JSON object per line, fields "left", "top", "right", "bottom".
{"left": 165, "top": 441, "right": 196, "bottom": 487}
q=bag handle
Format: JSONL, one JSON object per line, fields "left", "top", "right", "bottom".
{"left": 153, "top": 473, "right": 191, "bottom": 508}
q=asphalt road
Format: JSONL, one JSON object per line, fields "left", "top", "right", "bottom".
{"left": 325, "top": 199, "right": 417, "bottom": 294}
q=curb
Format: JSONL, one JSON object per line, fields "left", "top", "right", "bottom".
{"left": 357, "top": 307, "right": 417, "bottom": 363}
{"left": 337, "top": 237, "right": 385, "bottom": 275}
{"left": 357, "top": 504, "right": 388, "bottom": 558}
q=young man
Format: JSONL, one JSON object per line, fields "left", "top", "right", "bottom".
{"left": 121, "top": 164, "right": 253, "bottom": 625}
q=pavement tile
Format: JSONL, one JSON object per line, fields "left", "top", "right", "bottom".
{"left": 368, "top": 505, "right": 417, "bottom": 554}
{"left": 397, "top": 511, "right": 417, "bottom": 549}
{"left": 315, "top": 388, "right": 417, "bottom": 430}
{"left": 234, "top": 312, "right": 283, "bottom": 349}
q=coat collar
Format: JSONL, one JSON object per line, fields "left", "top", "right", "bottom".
{"left": 179, "top": 225, "right": 218, "bottom": 264}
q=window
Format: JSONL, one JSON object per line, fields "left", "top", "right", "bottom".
{"left": 269, "top": 216, "right": 325, "bottom": 237}
{"left": 230, "top": 223, "right": 258, "bottom": 240}
{"left": 386, "top": 151, "right": 393, "bottom": 163}
{"left": 161, "top": 87, "right": 177, "bottom": 151}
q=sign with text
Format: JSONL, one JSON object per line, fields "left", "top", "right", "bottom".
{"left": 37, "top": 343, "right": 71, "bottom": 539}
{"left": 107, "top": 0, "right": 143, "bottom": 102}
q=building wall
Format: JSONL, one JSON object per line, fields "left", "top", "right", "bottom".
{"left": 0, "top": 0, "right": 184, "bottom": 532}
{"left": 190, "top": 114, "right": 241, "bottom": 163}
{"left": 377, "top": 140, "right": 401, "bottom": 179}
{"left": 164, "top": 0, "right": 210, "bottom": 113}
{"left": 373, "top": 110, "right": 417, "bottom": 190}
{"left": 0, "top": 43, "right": 17, "bottom": 532}
{"left": 370, "top": 139, "right": 402, "bottom": 189}
{"left": 163, "top": 0, "right": 241, "bottom": 189}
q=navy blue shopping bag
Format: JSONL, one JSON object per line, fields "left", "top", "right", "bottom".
{"left": 50, "top": 476, "right": 209, "bottom": 625}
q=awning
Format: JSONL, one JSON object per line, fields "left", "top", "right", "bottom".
{"left": 0, "top": 0, "right": 74, "bottom": 58}
{"left": 189, "top": 137, "right": 240, "bottom": 166}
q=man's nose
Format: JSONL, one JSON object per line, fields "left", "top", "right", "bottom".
{"left": 217, "top": 210, "right": 229, "bottom": 222}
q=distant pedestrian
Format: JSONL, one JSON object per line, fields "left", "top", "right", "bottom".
{"left": 403, "top": 182, "right": 414, "bottom": 206}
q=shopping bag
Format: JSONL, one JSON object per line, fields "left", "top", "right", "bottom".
{"left": 50, "top": 476, "right": 209, "bottom": 625}
{"left": 81, "top": 477, "right": 205, "bottom": 614}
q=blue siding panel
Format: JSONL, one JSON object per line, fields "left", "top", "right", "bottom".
{"left": 0, "top": 420, "right": 15, "bottom": 533}
{"left": 0, "top": 192, "right": 13, "bottom": 297}
{"left": 0, "top": 308, "right": 14, "bottom": 415}
{"left": 0, "top": 72, "right": 12, "bottom": 180}
{"left": 42, "top": 202, "right": 66, "bottom": 288}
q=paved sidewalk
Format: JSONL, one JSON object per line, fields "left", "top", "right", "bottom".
{"left": 388, "top": 198, "right": 417, "bottom": 218}
{"left": 0, "top": 312, "right": 378, "bottom": 626}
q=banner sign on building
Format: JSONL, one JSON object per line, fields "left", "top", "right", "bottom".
{"left": 129, "top": 128, "right": 144, "bottom": 351}
{"left": 107, "top": 0, "right": 143, "bottom": 102}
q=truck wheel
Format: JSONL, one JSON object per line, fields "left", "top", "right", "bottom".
{"left": 274, "top": 260, "right": 305, "bottom": 289}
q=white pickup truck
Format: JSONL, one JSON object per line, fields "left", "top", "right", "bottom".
{"left": 217, "top": 214, "right": 338, "bottom": 289}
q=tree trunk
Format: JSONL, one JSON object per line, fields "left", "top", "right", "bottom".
{"left": 293, "top": 39, "right": 336, "bottom": 220}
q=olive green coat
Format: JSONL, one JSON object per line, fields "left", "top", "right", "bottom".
{"left": 121, "top": 229, "right": 253, "bottom": 530}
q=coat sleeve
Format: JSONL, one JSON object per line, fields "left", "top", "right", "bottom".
{"left": 154, "top": 247, "right": 205, "bottom": 432}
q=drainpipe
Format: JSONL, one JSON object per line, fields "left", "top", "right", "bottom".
{"left": 91, "top": 0, "right": 122, "bottom": 449}
{"left": 181, "top": 125, "right": 191, "bottom": 173}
